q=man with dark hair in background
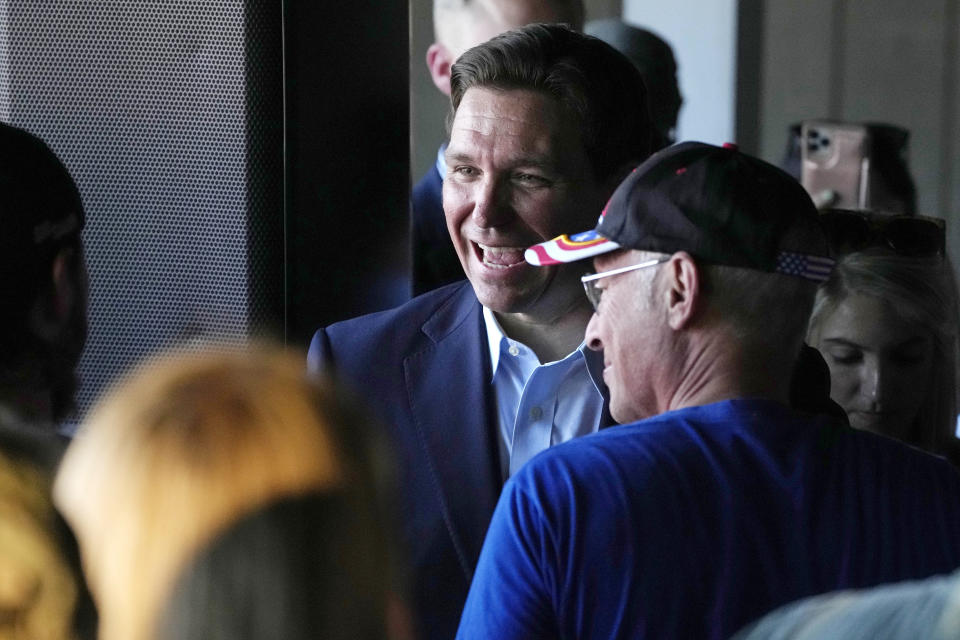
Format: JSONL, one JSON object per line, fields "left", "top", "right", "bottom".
{"left": 0, "top": 121, "right": 95, "bottom": 639}
{"left": 0, "top": 121, "right": 88, "bottom": 443}
{"left": 457, "top": 142, "right": 960, "bottom": 639}
{"left": 310, "top": 24, "right": 652, "bottom": 639}
{"left": 585, "top": 18, "right": 683, "bottom": 151}
{"left": 412, "top": 0, "right": 585, "bottom": 296}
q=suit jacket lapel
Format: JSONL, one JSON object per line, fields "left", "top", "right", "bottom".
{"left": 403, "top": 285, "right": 500, "bottom": 581}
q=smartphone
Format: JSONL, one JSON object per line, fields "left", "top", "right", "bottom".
{"left": 800, "top": 121, "right": 871, "bottom": 209}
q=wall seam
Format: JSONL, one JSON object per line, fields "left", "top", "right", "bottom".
{"left": 939, "top": 0, "right": 957, "bottom": 218}
{"left": 828, "top": 0, "right": 847, "bottom": 117}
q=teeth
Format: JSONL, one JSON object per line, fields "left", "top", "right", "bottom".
{"left": 478, "top": 243, "right": 526, "bottom": 253}
{"left": 478, "top": 243, "right": 526, "bottom": 268}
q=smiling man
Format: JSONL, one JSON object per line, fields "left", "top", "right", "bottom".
{"left": 412, "top": 0, "right": 585, "bottom": 296}
{"left": 457, "top": 142, "right": 960, "bottom": 639}
{"left": 442, "top": 85, "right": 616, "bottom": 362}
{"left": 307, "top": 24, "right": 650, "bottom": 640}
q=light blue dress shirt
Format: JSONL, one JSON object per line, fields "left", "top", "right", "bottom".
{"left": 482, "top": 307, "right": 606, "bottom": 479}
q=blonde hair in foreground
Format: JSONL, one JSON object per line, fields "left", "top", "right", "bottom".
{"left": 0, "top": 451, "right": 78, "bottom": 640}
{"left": 53, "top": 346, "right": 349, "bottom": 640}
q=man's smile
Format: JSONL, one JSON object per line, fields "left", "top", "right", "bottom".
{"left": 474, "top": 242, "right": 528, "bottom": 269}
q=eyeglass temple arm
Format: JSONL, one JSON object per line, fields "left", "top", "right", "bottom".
{"left": 580, "top": 257, "right": 670, "bottom": 282}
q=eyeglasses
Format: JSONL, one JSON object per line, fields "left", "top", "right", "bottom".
{"left": 581, "top": 257, "right": 669, "bottom": 311}
{"left": 819, "top": 209, "right": 945, "bottom": 258}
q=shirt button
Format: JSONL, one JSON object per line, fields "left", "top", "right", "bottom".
{"left": 529, "top": 406, "right": 543, "bottom": 420}
{"left": 508, "top": 344, "right": 520, "bottom": 356}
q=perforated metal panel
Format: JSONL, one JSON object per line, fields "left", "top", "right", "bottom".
{"left": 0, "top": 0, "right": 283, "bottom": 427}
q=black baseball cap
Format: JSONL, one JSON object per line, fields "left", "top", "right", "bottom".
{"left": 525, "top": 141, "right": 834, "bottom": 282}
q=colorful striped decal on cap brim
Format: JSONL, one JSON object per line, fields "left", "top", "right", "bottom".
{"left": 524, "top": 229, "right": 620, "bottom": 266}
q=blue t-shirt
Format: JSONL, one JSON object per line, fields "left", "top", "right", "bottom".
{"left": 456, "top": 398, "right": 960, "bottom": 640}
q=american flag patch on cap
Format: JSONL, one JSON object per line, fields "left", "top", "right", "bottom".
{"left": 775, "top": 252, "right": 835, "bottom": 282}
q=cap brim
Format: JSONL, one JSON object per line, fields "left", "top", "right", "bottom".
{"left": 524, "top": 229, "right": 620, "bottom": 266}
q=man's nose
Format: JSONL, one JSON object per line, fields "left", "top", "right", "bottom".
{"left": 585, "top": 311, "right": 603, "bottom": 352}
{"left": 472, "top": 177, "right": 512, "bottom": 228}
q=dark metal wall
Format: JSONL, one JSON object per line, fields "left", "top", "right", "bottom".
{"left": 0, "top": 0, "right": 409, "bottom": 422}
{"left": 284, "top": 1, "right": 411, "bottom": 347}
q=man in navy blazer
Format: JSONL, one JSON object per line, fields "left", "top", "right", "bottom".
{"left": 411, "top": 0, "right": 585, "bottom": 296}
{"left": 309, "top": 25, "right": 652, "bottom": 640}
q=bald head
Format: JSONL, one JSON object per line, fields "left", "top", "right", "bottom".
{"left": 427, "top": 0, "right": 584, "bottom": 95}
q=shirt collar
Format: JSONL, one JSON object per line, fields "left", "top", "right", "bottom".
{"left": 482, "top": 305, "right": 506, "bottom": 380}
{"left": 482, "top": 306, "right": 604, "bottom": 391}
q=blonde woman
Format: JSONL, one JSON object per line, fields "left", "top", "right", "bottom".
{"left": 53, "top": 346, "right": 396, "bottom": 640}
{"left": 808, "top": 213, "right": 959, "bottom": 463}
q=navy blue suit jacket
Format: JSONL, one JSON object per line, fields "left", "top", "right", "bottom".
{"left": 411, "top": 165, "right": 464, "bottom": 296}
{"left": 308, "top": 281, "right": 611, "bottom": 639}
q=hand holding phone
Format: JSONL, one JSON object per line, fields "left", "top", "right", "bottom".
{"left": 801, "top": 121, "right": 870, "bottom": 210}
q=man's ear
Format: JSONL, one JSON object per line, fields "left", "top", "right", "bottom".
{"left": 664, "top": 252, "right": 700, "bottom": 331}
{"left": 426, "top": 43, "right": 455, "bottom": 96}
{"left": 29, "top": 246, "right": 81, "bottom": 341}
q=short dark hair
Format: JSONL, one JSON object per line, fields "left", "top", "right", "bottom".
{"left": 0, "top": 122, "right": 85, "bottom": 362}
{"left": 450, "top": 23, "right": 652, "bottom": 181}
{"left": 584, "top": 19, "right": 681, "bottom": 151}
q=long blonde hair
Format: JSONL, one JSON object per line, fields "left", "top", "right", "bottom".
{"left": 53, "top": 346, "right": 356, "bottom": 640}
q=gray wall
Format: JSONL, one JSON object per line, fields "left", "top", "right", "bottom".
{"left": 754, "top": 0, "right": 959, "bottom": 260}
{"left": 409, "top": 0, "right": 622, "bottom": 182}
